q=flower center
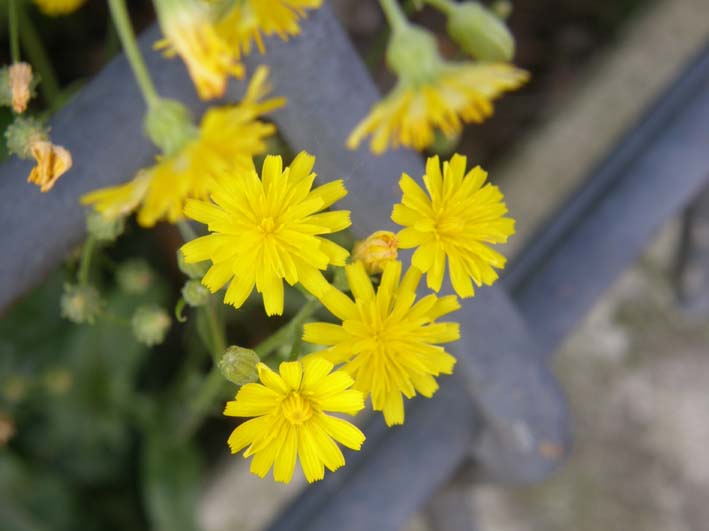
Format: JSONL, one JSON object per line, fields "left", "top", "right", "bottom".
{"left": 281, "top": 392, "right": 313, "bottom": 425}
{"left": 259, "top": 216, "right": 277, "bottom": 235}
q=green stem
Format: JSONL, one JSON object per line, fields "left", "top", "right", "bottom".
{"left": 107, "top": 0, "right": 160, "bottom": 107}
{"left": 176, "top": 220, "right": 198, "bottom": 241}
{"left": 378, "top": 0, "right": 409, "bottom": 31}
{"left": 254, "top": 298, "right": 320, "bottom": 357}
{"left": 423, "top": 0, "right": 454, "bottom": 15}
{"left": 78, "top": 236, "right": 96, "bottom": 286}
{"left": 204, "top": 299, "right": 226, "bottom": 360}
{"left": 8, "top": 0, "right": 20, "bottom": 63}
{"left": 17, "top": 5, "right": 61, "bottom": 106}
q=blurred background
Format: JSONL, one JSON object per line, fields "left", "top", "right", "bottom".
{"left": 1, "top": 0, "right": 708, "bottom": 530}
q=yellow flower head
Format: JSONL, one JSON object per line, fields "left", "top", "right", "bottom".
{"left": 82, "top": 67, "right": 284, "bottom": 226}
{"left": 392, "top": 154, "right": 515, "bottom": 298}
{"left": 33, "top": 0, "right": 86, "bottom": 16}
{"left": 348, "top": 64, "right": 528, "bottom": 154}
{"left": 180, "top": 151, "right": 351, "bottom": 316}
{"left": 28, "top": 139, "right": 72, "bottom": 192}
{"left": 348, "top": 23, "right": 528, "bottom": 154}
{"left": 304, "top": 260, "right": 460, "bottom": 426}
{"left": 218, "top": 0, "right": 323, "bottom": 56}
{"left": 352, "top": 230, "right": 398, "bottom": 275}
{"left": 154, "top": 0, "right": 244, "bottom": 100}
{"left": 224, "top": 358, "right": 365, "bottom": 483}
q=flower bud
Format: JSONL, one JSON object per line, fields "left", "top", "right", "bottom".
{"left": 86, "top": 210, "right": 125, "bottom": 242}
{"left": 353, "top": 231, "right": 399, "bottom": 274}
{"left": 5, "top": 116, "right": 47, "bottom": 158}
{"left": 117, "top": 259, "right": 154, "bottom": 294}
{"left": 446, "top": 2, "right": 515, "bottom": 62}
{"left": 144, "top": 98, "right": 198, "bottom": 156}
{"left": 386, "top": 24, "right": 442, "bottom": 84}
{"left": 43, "top": 368, "right": 73, "bottom": 396}
{"left": 60, "top": 283, "right": 102, "bottom": 324}
{"left": 132, "top": 305, "right": 171, "bottom": 346}
{"left": 182, "top": 279, "right": 210, "bottom": 307}
{"left": 177, "top": 250, "right": 209, "bottom": 279}
{"left": 27, "top": 139, "right": 72, "bottom": 192}
{"left": 0, "top": 63, "right": 36, "bottom": 114}
{"left": 219, "top": 346, "right": 260, "bottom": 385}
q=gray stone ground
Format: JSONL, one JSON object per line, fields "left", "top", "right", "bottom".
{"left": 448, "top": 221, "right": 709, "bottom": 531}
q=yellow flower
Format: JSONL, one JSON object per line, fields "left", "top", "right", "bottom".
{"left": 352, "top": 230, "right": 398, "bottom": 274}
{"left": 392, "top": 154, "right": 515, "bottom": 298}
{"left": 82, "top": 67, "right": 284, "bottom": 226}
{"left": 33, "top": 0, "right": 86, "bottom": 16}
{"left": 348, "top": 64, "right": 528, "bottom": 154}
{"left": 303, "top": 260, "right": 460, "bottom": 426}
{"left": 28, "top": 139, "right": 72, "bottom": 192}
{"left": 224, "top": 358, "right": 365, "bottom": 483}
{"left": 218, "top": 0, "right": 323, "bottom": 56}
{"left": 180, "top": 151, "right": 351, "bottom": 316}
{"left": 154, "top": 0, "right": 244, "bottom": 100}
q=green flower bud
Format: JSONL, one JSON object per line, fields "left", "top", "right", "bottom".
{"left": 144, "top": 98, "right": 198, "bottom": 156}
{"left": 219, "top": 346, "right": 260, "bottom": 385}
{"left": 117, "top": 259, "right": 154, "bottom": 295}
{"left": 5, "top": 116, "right": 48, "bottom": 158}
{"left": 132, "top": 305, "right": 171, "bottom": 346}
{"left": 182, "top": 279, "right": 210, "bottom": 307}
{"left": 177, "top": 250, "right": 209, "bottom": 279}
{"left": 446, "top": 2, "right": 515, "bottom": 61}
{"left": 430, "top": 128, "right": 461, "bottom": 156}
{"left": 386, "top": 24, "right": 443, "bottom": 85}
{"left": 60, "top": 283, "right": 102, "bottom": 324}
{"left": 86, "top": 210, "right": 125, "bottom": 242}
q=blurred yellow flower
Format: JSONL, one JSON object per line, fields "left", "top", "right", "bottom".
{"left": 304, "top": 260, "right": 460, "bottom": 426}
{"left": 392, "top": 154, "right": 515, "bottom": 297}
{"left": 218, "top": 0, "right": 323, "bottom": 56}
{"left": 180, "top": 151, "right": 351, "bottom": 316}
{"left": 224, "top": 358, "right": 365, "bottom": 483}
{"left": 154, "top": 0, "right": 244, "bottom": 100}
{"left": 352, "top": 230, "right": 398, "bottom": 274}
{"left": 82, "top": 67, "right": 284, "bottom": 226}
{"left": 33, "top": 0, "right": 86, "bottom": 16}
{"left": 28, "top": 139, "right": 72, "bottom": 192}
{"left": 348, "top": 64, "right": 528, "bottom": 154}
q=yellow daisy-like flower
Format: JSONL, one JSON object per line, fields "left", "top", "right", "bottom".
{"left": 154, "top": 0, "right": 244, "bottom": 100}
{"left": 218, "top": 0, "right": 323, "bottom": 56}
{"left": 81, "top": 67, "right": 284, "bottom": 226}
{"left": 303, "top": 260, "right": 460, "bottom": 426}
{"left": 392, "top": 154, "right": 515, "bottom": 298}
{"left": 224, "top": 358, "right": 365, "bottom": 483}
{"left": 33, "top": 0, "right": 86, "bottom": 16}
{"left": 180, "top": 151, "right": 351, "bottom": 316}
{"left": 348, "top": 64, "right": 528, "bottom": 154}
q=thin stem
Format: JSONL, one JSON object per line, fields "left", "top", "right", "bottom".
{"left": 204, "top": 299, "right": 226, "bottom": 360}
{"left": 8, "top": 0, "right": 20, "bottom": 63}
{"left": 253, "top": 298, "right": 320, "bottom": 357}
{"left": 107, "top": 0, "right": 160, "bottom": 107}
{"left": 78, "top": 236, "right": 96, "bottom": 286}
{"left": 176, "top": 220, "right": 198, "bottom": 241}
{"left": 423, "top": 0, "right": 454, "bottom": 15}
{"left": 17, "top": 6, "right": 61, "bottom": 106}
{"left": 378, "top": 0, "right": 409, "bottom": 31}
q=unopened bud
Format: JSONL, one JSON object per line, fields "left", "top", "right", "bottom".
{"left": 87, "top": 210, "right": 125, "bottom": 242}
{"left": 0, "top": 63, "right": 36, "bottom": 114}
{"left": 5, "top": 116, "right": 47, "bottom": 158}
{"left": 446, "top": 2, "right": 515, "bottom": 61}
{"left": 144, "top": 98, "right": 198, "bottom": 156}
{"left": 132, "top": 305, "right": 171, "bottom": 346}
{"left": 182, "top": 279, "right": 210, "bottom": 306}
{"left": 219, "top": 346, "right": 260, "bottom": 385}
{"left": 386, "top": 24, "right": 443, "bottom": 84}
{"left": 177, "top": 250, "right": 209, "bottom": 279}
{"left": 61, "top": 283, "right": 102, "bottom": 324}
{"left": 353, "top": 231, "right": 399, "bottom": 274}
{"left": 117, "top": 259, "right": 154, "bottom": 294}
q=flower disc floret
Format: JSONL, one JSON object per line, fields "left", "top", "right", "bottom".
{"left": 303, "top": 260, "right": 460, "bottom": 426}
{"left": 180, "top": 151, "right": 351, "bottom": 316}
{"left": 224, "top": 358, "right": 365, "bottom": 483}
{"left": 392, "top": 154, "right": 515, "bottom": 298}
